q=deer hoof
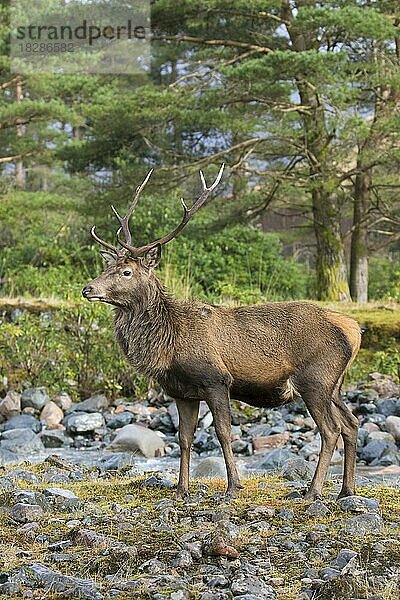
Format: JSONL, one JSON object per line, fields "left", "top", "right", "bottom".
{"left": 304, "top": 489, "right": 322, "bottom": 502}
{"left": 174, "top": 488, "right": 190, "bottom": 501}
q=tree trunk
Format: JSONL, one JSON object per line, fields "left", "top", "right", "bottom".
{"left": 350, "top": 171, "right": 370, "bottom": 303}
{"left": 313, "top": 189, "right": 350, "bottom": 301}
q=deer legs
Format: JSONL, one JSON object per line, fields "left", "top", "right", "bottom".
{"left": 206, "top": 390, "right": 243, "bottom": 498}
{"left": 175, "top": 399, "right": 199, "bottom": 499}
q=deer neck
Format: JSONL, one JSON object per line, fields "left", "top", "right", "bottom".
{"left": 114, "top": 279, "right": 178, "bottom": 376}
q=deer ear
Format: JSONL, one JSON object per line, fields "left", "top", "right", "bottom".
{"left": 100, "top": 251, "right": 117, "bottom": 266}
{"left": 142, "top": 244, "right": 161, "bottom": 270}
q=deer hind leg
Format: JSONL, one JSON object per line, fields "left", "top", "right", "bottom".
{"left": 332, "top": 396, "right": 359, "bottom": 499}
{"left": 175, "top": 399, "right": 199, "bottom": 499}
{"left": 300, "top": 382, "right": 342, "bottom": 501}
{"left": 206, "top": 388, "right": 243, "bottom": 498}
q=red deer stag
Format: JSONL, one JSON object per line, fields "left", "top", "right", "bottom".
{"left": 83, "top": 165, "right": 361, "bottom": 501}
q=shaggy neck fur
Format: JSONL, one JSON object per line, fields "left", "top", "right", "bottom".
{"left": 114, "top": 277, "right": 179, "bottom": 377}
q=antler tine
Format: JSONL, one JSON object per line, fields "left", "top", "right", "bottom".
{"left": 129, "top": 163, "right": 225, "bottom": 257}
{"left": 111, "top": 169, "right": 153, "bottom": 248}
{"left": 90, "top": 226, "right": 120, "bottom": 254}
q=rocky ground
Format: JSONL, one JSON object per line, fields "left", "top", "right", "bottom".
{"left": 0, "top": 373, "right": 400, "bottom": 598}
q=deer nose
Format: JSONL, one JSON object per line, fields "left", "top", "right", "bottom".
{"left": 82, "top": 285, "right": 93, "bottom": 298}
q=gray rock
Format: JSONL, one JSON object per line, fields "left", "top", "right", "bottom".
{"left": 359, "top": 439, "right": 399, "bottom": 464}
{"left": 230, "top": 573, "right": 276, "bottom": 598}
{"left": 21, "top": 387, "right": 50, "bottom": 411}
{"left": 39, "top": 430, "right": 73, "bottom": 448}
{"left": 0, "top": 428, "right": 44, "bottom": 454}
{"left": 7, "top": 469, "right": 40, "bottom": 484}
{"left": 0, "top": 448, "right": 20, "bottom": 466}
{"left": 12, "top": 502, "right": 44, "bottom": 523}
{"left": 14, "top": 489, "right": 51, "bottom": 510}
{"left": 338, "top": 495, "right": 380, "bottom": 514}
{"left": 281, "top": 457, "right": 313, "bottom": 481}
{"left": 320, "top": 567, "right": 340, "bottom": 580}
{"left": 2, "top": 414, "right": 41, "bottom": 433}
{"left": 106, "top": 412, "right": 133, "bottom": 429}
{"left": 108, "top": 424, "right": 165, "bottom": 458}
{"left": 0, "top": 476, "right": 15, "bottom": 490}
{"left": 299, "top": 436, "right": 321, "bottom": 459}
{"left": 69, "top": 395, "right": 109, "bottom": 413}
{"left": 338, "top": 513, "right": 383, "bottom": 536}
{"left": 330, "top": 548, "right": 357, "bottom": 569}
{"left": 192, "top": 457, "right": 227, "bottom": 479}
{"left": 255, "top": 448, "right": 294, "bottom": 471}
{"left": 53, "top": 392, "right": 73, "bottom": 411}
{"left": 24, "top": 563, "right": 104, "bottom": 599}
{"left": 306, "top": 500, "right": 330, "bottom": 518}
{"left": 43, "top": 487, "right": 79, "bottom": 500}
{"left": 171, "top": 550, "right": 193, "bottom": 568}
{"left": 0, "top": 580, "right": 20, "bottom": 596}
{"left": 64, "top": 412, "right": 104, "bottom": 433}
{"left": 376, "top": 398, "right": 400, "bottom": 417}
{"left": 367, "top": 431, "right": 396, "bottom": 444}
{"left": 167, "top": 403, "right": 179, "bottom": 429}
{"left": 97, "top": 452, "right": 134, "bottom": 472}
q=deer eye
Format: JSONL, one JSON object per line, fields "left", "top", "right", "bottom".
{"left": 122, "top": 270, "right": 132, "bottom": 277}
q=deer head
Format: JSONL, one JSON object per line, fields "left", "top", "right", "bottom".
{"left": 82, "top": 164, "right": 224, "bottom": 307}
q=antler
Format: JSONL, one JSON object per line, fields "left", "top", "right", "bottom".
{"left": 117, "top": 163, "right": 225, "bottom": 257}
{"left": 90, "top": 169, "right": 154, "bottom": 256}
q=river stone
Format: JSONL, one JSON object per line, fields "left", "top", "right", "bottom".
{"left": 106, "top": 411, "right": 134, "bottom": 429}
{"left": 386, "top": 415, "right": 400, "bottom": 443}
{"left": 97, "top": 452, "right": 135, "bottom": 472}
{"left": 306, "top": 500, "right": 330, "bottom": 518}
{"left": 39, "top": 430, "right": 73, "bottom": 448}
{"left": 0, "top": 448, "right": 20, "bottom": 466}
{"left": 167, "top": 403, "right": 179, "bottom": 429}
{"left": 64, "top": 412, "right": 104, "bottom": 433}
{"left": 108, "top": 424, "right": 165, "bottom": 458}
{"left": 192, "top": 457, "right": 227, "bottom": 479}
{"left": 2, "top": 414, "right": 41, "bottom": 433}
{"left": 255, "top": 448, "right": 294, "bottom": 471}
{"left": 281, "top": 457, "right": 313, "bottom": 481}
{"left": 24, "top": 562, "right": 104, "bottom": 599}
{"left": 338, "top": 513, "right": 383, "bottom": 536}
{"left": 40, "top": 401, "right": 64, "bottom": 426}
{"left": 0, "top": 391, "right": 21, "bottom": 420}
{"left": 21, "top": 387, "right": 50, "bottom": 411}
{"left": 367, "top": 430, "right": 396, "bottom": 444}
{"left": 230, "top": 573, "right": 276, "bottom": 598}
{"left": 12, "top": 502, "right": 44, "bottom": 523}
{"left": 69, "top": 394, "right": 109, "bottom": 413}
{"left": 376, "top": 398, "right": 400, "bottom": 417}
{"left": 0, "top": 428, "right": 45, "bottom": 455}
{"left": 359, "top": 439, "right": 398, "bottom": 464}
{"left": 43, "top": 487, "right": 79, "bottom": 500}
{"left": 337, "top": 495, "right": 380, "bottom": 514}
{"left": 330, "top": 549, "right": 358, "bottom": 569}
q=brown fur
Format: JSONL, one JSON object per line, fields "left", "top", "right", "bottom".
{"left": 83, "top": 256, "right": 361, "bottom": 501}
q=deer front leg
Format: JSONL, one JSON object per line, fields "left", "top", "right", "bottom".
{"left": 206, "top": 389, "right": 243, "bottom": 498}
{"left": 175, "top": 399, "right": 199, "bottom": 499}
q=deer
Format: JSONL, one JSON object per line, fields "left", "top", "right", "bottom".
{"left": 82, "top": 165, "right": 361, "bottom": 502}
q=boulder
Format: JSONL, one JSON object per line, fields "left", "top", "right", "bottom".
{"left": 337, "top": 495, "right": 380, "bottom": 514}
{"left": 11, "top": 503, "right": 44, "bottom": 523}
{"left": 281, "top": 457, "right": 313, "bottom": 481}
{"left": 0, "top": 391, "right": 21, "bottom": 419}
{"left": 367, "top": 430, "right": 396, "bottom": 444}
{"left": 106, "top": 411, "right": 133, "bottom": 429}
{"left": 338, "top": 513, "right": 383, "bottom": 536}
{"left": 21, "top": 387, "right": 50, "bottom": 411}
{"left": 192, "top": 457, "right": 227, "bottom": 479}
{"left": 68, "top": 394, "right": 108, "bottom": 413}
{"left": 64, "top": 412, "right": 104, "bottom": 433}
{"left": 0, "top": 448, "right": 20, "bottom": 466}
{"left": 40, "top": 401, "right": 64, "bottom": 426}
{"left": 0, "top": 428, "right": 45, "bottom": 455}
{"left": 386, "top": 415, "right": 400, "bottom": 443}
{"left": 255, "top": 448, "right": 294, "bottom": 471}
{"left": 108, "top": 424, "right": 165, "bottom": 458}
{"left": 2, "top": 414, "right": 41, "bottom": 433}
{"left": 39, "top": 430, "right": 73, "bottom": 448}
{"left": 252, "top": 432, "right": 290, "bottom": 452}
{"left": 359, "top": 439, "right": 399, "bottom": 465}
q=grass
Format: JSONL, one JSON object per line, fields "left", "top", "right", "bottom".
{"left": 0, "top": 467, "right": 400, "bottom": 599}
